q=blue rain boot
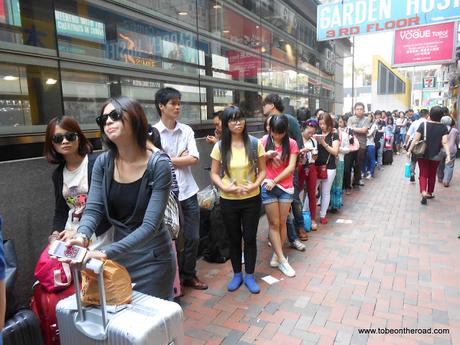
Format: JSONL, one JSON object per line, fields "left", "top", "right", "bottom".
{"left": 227, "top": 272, "right": 243, "bottom": 292}
{"left": 244, "top": 274, "right": 260, "bottom": 294}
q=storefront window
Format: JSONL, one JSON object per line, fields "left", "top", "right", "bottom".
{"left": 55, "top": 0, "right": 206, "bottom": 76}
{"left": 260, "top": 0, "right": 296, "bottom": 36}
{"left": 0, "top": 0, "right": 56, "bottom": 49}
{"left": 261, "top": 60, "right": 296, "bottom": 91}
{"left": 271, "top": 33, "right": 296, "bottom": 66}
{"left": 0, "top": 62, "right": 61, "bottom": 134}
{"left": 61, "top": 70, "right": 110, "bottom": 126}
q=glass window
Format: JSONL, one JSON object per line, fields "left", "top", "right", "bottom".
{"left": 61, "top": 70, "right": 110, "bottom": 126}
{"left": 271, "top": 33, "right": 296, "bottom": 66}
{"left": 121, "top": 77, "right": 161, "bottom": 121}
{"left": 261, "top": 60, "right": 296, "bottom": 90}
{"left": 0, "top": 0, "right": 56, "bottom": 49}
{"left": 164, "top": 83, "right": 205, "bottom": 123}
{"left": 0, "top": 62, "right": 62, "bottom": 134}
{"left": 55, "top": 0, "right": 205, "bottom": 75}
{"left": 260, "top": 0, "right": 296, "bottom": 36}
{"left": 232, "top": 0, "right": 260, "bottom": 15}
{"left": 210, "top": 44, "right": 262, "bottom": 84}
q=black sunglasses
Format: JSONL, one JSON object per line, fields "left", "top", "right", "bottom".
{"left": 96, "top": 109, "right": 123, "bottom": 128}
{"left": 52, "top": 132, "right": 77, "bottom": 144}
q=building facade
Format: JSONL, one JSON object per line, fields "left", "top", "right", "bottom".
{"left": 0, "top": 0, "right": 347, "bottom": 161}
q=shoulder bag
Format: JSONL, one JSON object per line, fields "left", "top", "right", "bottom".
{"left": 412, "top": 121, "right": 427, "bottom": 157}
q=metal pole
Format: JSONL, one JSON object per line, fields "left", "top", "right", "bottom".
{"left": 351, "top": 36, "right": 355, "bottom": 113}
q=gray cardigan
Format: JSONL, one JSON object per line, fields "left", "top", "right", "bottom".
{"left": 78, "top": 150, "right": 172, "bottom": 259}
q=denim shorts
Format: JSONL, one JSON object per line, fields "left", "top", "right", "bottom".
{"left": 261, "top": 185, "right": 294, "bottom": 205}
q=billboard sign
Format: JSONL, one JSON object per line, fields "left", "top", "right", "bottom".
{"left": 393, "top": 22, "right": 457, "bottom": 67}
{"left": 317, "top": 0, "right": 460, "bottom": 41}
{"left": 55, "top": 10, "right": 106, "bottom": 43}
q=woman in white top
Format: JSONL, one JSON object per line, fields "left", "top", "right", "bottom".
{"left": 363, "top": 113, "right": 378, "bottom": 179}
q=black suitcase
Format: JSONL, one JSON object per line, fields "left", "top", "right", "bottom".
{"left": 383, "top": 150, "right": 393, "bottom": 165}
{"left": 3, "top": 309, "right": 44, "bottom": 345}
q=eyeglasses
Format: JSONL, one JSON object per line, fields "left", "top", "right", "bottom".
{"left": 96, "top": 109, "right": 123, "bottom": 128}
{"left": 229, "top": 118, "right": 245, "bottom": 124}
{"left": 52, "top": 132, "right": 77, "bottom": 144}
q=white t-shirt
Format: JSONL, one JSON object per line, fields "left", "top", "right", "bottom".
{"left": 302, "top": 137, "right": 318, "bottom": 164}
{"left": 407, "top": 118, "right": 427, "bottom": 140}
{"left": 63, "top": 155, "right": 89, "bottom": 231}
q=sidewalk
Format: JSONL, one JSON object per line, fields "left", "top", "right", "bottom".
{"left": 181, "top": 155, "right": 460, "bottom": 345}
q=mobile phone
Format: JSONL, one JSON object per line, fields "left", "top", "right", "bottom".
{"left": 48, "top": 240, "right": 87, "bottom": 263}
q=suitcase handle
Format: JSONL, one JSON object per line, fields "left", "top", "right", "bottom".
{"left": 72, "top": 259, "right": 109, "bottom": 340}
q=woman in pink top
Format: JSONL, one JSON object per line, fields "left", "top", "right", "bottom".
{"left": 261, "top": 115, "right": 298, "bottom": 278}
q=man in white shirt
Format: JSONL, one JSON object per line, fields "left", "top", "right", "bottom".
{"left": 405, "top": 109, "right": 428, "bottom": 182}
{"left": 154, "top": 87, "right": 207, "bottom": 291}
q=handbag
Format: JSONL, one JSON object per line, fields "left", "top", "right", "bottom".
{"left": 412, "top": 121, "right": 427, "bottom": 157}
{"left": 34, "top": 244, "right": 72, "bottom": 293}
{"left": 347, "top": 128, "right": 360, "bottom": 152}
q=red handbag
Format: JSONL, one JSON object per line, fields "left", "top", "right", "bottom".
{"left": 31, "top": 283, "right": 75, "bottom": 345}
{"left": 34, "top": 244, "right": 72, "bottom": 293}
{"left": 316, "top": 164, "right": 328, "bottom": 179}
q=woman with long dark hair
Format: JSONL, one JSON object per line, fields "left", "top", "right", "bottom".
{"left": 210, "top": 106, "right": 266, "bottom": 293}
{"left": 314, "top": 113, "right": 339, "bottom": 225}
{"left": 45, "top": 116, "right": 111, "bottom": 245}
{"left": 408, "top": 106, "right": 451, "bottom": 205}
{"left": 261, "top": 115, "right": 298, "bottom": 277}
{"left": 64, "top": 97, "right": 176, "bottom": 299}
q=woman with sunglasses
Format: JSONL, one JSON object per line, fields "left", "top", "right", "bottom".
{"left": 63, "top": 97, "right": 176, "bottom": 299}
{"left": 44, "top": 116, "right": 111, "bottom": 244}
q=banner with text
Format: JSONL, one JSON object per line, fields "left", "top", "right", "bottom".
{"left": 393, "top": 22, "right": 456, "bottom": 67}
{"left": 317, "top": 0, "right": 460, "bottom": 41}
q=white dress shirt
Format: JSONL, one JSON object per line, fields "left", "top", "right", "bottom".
{"left": 154, "top": 120, "right": 200, "bottom": 201}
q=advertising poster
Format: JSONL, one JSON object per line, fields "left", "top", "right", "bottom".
{"left": 393, "top": 22, "right": 456, "bottom": 67}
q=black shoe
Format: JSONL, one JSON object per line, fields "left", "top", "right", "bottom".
{"left": 421, "top": 196, "right": 427, "bottom": 205}
{"left": 410, "top": 175, "right": 415, "bottom": 183}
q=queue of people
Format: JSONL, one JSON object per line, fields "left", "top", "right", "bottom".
{"left": 33, "top": 89, "right": 458, "bottom": 306}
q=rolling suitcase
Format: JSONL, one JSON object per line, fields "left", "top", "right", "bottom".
{"left": 56, "top": 259, "right": 184, "bottom": 345}
{"left": 383, "top": 150, "right": 393, "bottom": 165}
{"left": 3, "top": 309, "right": 45, "bottom": 345}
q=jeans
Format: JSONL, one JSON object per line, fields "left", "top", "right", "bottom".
{"left": 286, "top": 212, "right": 298, "bottom": 243}
{"left": 364, "top": 145, "right": 376, "bottom": 177}
{"left": 220, "top": 195, "right": 261, "bottom": 274}
{"left": 437, "top": 153, "right": 456, "bottom": 184}
{"left": 179, "top": 194, "right": 200, "bottom": 280}
{"left": 291, "top": 170, "right": 304, "bottom": 229}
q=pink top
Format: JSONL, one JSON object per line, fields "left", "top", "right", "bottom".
{"left": 261, "top": 135, "right": 299, "bottom": 193}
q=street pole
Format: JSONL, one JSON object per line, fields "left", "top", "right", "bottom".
{"left": 351, "top": 36, "right": 355, "bottom": 113}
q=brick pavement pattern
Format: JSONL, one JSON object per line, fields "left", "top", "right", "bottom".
{"left": 181, "top": 155, "right": 460, "bottom": 345}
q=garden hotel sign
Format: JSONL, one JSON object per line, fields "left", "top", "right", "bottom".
{"left": 317, "top": 0, "right": 460, "bottom": 41}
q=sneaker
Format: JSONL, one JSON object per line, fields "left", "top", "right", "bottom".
{"left": 358, "top": 181, "right": 365, "bottom": 186}
{"left": 365, "top": 174, "right": 372, "bottom": 180}
{"left": 320, "top": 217, "right": 328, "bottom": 225}
{"left": 289, "top": 239, "right": 306, "bottom": 252}
{"left": 410, "top": 175, "right": 415, "bottom": 183}
{"left": 270, "top": 253, "right": 279, "bottom": 267}
{"left": 278, "top": 259, "right": 296, "bottom": 277}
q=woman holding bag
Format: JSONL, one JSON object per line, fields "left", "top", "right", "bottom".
{"left": 64, "top": 97, "right": 176, "bottom": 299}
{"left": 314, "top": 113, "right": 339, "bottom": 225}
{"left": 408, "top": 106, "right": 450, "bottom": 205}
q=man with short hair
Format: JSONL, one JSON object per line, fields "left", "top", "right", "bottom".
{"left": 262, "top": 93, "right": 308, "bottom": 248}
{"left": 205, "top": 111, "right": 222, "bottom": 145}
{"left": 153, "top": 87, "right": 208, "bottom": 291}
{"left": 405, "top": 109, "right": 428, "bottom": 182}
{"left": 347, "top": 102, "right": 370, "bottom": 188}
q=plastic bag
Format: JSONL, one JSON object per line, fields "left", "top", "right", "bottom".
{"left": 197, "top": 185, "right": 218, "bottom": 210}
{"left": 81, "top": 260, "right": 132, "bottom": 306}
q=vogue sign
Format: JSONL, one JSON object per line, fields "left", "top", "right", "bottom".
{"left": 393, "top": 22, "right": 456, "bottom": 67}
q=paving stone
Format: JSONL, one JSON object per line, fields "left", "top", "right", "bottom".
{"left": 181, "top": 156, "right": 460, "bottom": 345}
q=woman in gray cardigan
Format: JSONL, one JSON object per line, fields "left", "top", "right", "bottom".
{"left": 64, "top": 96, "right": 175, "bottom": 299}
